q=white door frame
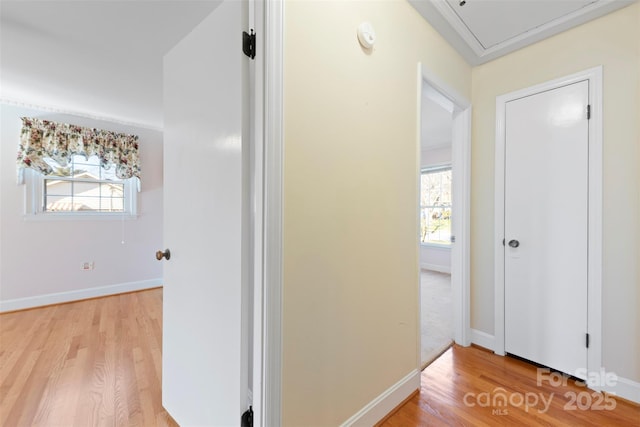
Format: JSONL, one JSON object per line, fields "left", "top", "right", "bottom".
{"left": 249, "top": 0, "right": 265, "bottom": 424}
{"left": 417, "top": 63, "right": 472, "bottom": 360}
{"left": 494, "top": 66, "right": 603, "bottom": 384}
{"left": 256, "top": 0, "right": 283, "bottom": 425}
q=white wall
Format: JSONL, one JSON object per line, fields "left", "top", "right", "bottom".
{"left": 420, "top": 244, "right": 451, "bottom": 273}
{"left": 420, "top": 145, "right": 451, "bottom": 273}
{"left": 420, "top": 145, "right": 450, "bottom": 167}
{"left": 0, "top": 104, "right": 163, "bottom": 311}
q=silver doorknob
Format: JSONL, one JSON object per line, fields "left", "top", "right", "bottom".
{"left": 508, "top": 240, "right": 520, "bottom": 248}
{"left": 156, "top": 249, "right": 171, "bottom": 260}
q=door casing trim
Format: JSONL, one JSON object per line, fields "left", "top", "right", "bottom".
{"left": 417, "top": 63, "right": 472, "bottom": 368}
{"left": 493, "top": 66, "right": 603, "bottom": 387}
{"left": 259, "top": 0, "right": 284, "bottom": 425}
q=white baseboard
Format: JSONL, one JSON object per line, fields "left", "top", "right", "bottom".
{"left": 470, "top": 328, "right": 495, "bottom": 351}
{"left": 420, "top": 263, "right": 451, "bottom": 274}
{"left": 0, "top": 278, "right": 163, "bottom": 312}
{"left": 340, "top": 369, "right": 420, "bottom": 427}
{"left": 598, "top": 376, "right": 640, "bottom": 404}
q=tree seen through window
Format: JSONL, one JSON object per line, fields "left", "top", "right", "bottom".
{"left": 420, "top": 167, "right": 451, "bottom": 245}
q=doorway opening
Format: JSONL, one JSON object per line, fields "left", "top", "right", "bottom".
{"left": 419, "top": 86, "right": 454, "bottom": 366}
{"left": 417, "top": 64, "right": 472, "bottom": 369}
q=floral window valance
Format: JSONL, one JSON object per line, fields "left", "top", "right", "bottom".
{"left": 17, "top": 117, "right": 140, "bottom": 188}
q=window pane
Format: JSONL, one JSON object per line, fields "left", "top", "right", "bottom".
{"left": 420, "top": 167, "right": 452, "bottom": 245}
{"left": 101, "top": 165, "right": 120, "bottom": 181}
{"left": 45, "top": 179, "right": 72, "bottom": 196}
{"left": 71, "top": 155, "right": 100, "bottom": 179}
{"left": 101, "top": 183, "right": 124, "bottom": 198}
{"left": 74, "top": 181, "right": 100, "bottom": 195}
{"left": 420, "top": 174, "right": 429, "bottom": 206}
{"left": 100, "top": 197, "right": 125, "bottom": 212}
{"left": 72, "top": 163, "right": 101, "bottom": 179}
{"left": 420, "top": 207, "right": 429, "bottom": 242}
{"left": 441, "top": 172, "right": 452, "bottom": 204}
{"left": 73, "top": 196, "right": 102, "bottom": 211}
{"left": 421, "top": 207, "right": 451, "bottom": 244}
{"left": 46, "top": 196, "right": 80, "bottom": 212}
{"left": 45, "top": 161, "right": 73, "bottom": 177}
{"left": 42, "top": 155, "right": 128, "bottom": 214}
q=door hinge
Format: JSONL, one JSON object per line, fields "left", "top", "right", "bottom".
{"left": 243, "top": 29, "right": 256, "bottom": 59}
{"left": 241, "top": 406, "right": 253, "bottom": 427}
{"left": 586, "top": 333, "right": 590, "bottom": 348}
{"left": 586, "top": 104, "right": 591, "bottom": 120}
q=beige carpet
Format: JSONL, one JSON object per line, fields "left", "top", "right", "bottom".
{"left": 420, "top": 269, "right": 453, "bottom": 368}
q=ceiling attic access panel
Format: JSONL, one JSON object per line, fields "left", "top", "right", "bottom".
{"left": 447, "top": 0, "right": 597, "bottom": 49}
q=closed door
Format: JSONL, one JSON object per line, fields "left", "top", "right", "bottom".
{"left": 162, "top": 0, "right": 249, "bottom": 425}
{"left": 504, "top": 80, "right": 589, "bottom": 378}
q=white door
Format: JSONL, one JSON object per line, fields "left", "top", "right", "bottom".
{"left": 161, "top": 1, "right": 249, "bottom": 425}
{"left": 504, "top": 80, "right": 589, "bottom": 378}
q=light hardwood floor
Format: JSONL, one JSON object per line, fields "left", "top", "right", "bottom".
{"left": 381, "top": 345, "right": 640, "bottom": 426}
{"left": 0, "top": 289, "right": 177, "bottom": 427}
{"left": 2, "top": 290, "right": 638, "bottom": 426}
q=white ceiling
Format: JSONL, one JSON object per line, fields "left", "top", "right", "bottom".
{"left": 421, "top": 86, "right": 453, "bottom": 150}
{"left": 0, "top": 1, "right": 221, "bottom": 129}
{"left": 1, "top": 1, "right": 635, "bottom": 129}
{"left": 409, "top": 0, "right": 636, "bottom": 65}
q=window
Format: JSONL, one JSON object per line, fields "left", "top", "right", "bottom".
{"left": 42, "top": 155, "right": 130, "bottom": 213}
{"left": 23, "top": 157, "right": 137, "bottom": 217}
{"left": 420, "top": 166, "right": 451, "bottom": 245}
{"left": 17, "top": 117, "right": 140, "bottom": 218}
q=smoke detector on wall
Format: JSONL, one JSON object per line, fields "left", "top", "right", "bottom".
{"left": 357, "top": 22, "right": 376, "bottom": 49}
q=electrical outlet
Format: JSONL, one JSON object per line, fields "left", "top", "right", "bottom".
{"left": 81, "top": 262, "right": 94, "bottom": 271}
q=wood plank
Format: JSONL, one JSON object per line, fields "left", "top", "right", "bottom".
{"left": 3, "top": 291, "right": 638, "bottom": 425}
{"left": 0, "top": 289, "right": 177, "bottom": 427}
{"left": 380, "top": 345, "right": 640, "bottom": 426}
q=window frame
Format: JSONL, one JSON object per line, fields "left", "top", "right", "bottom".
{"left": 420, "top": 164, "right": 452, "bottom": 247}
{"left": 23, "top": 166, "right": 138, "bottom": 221}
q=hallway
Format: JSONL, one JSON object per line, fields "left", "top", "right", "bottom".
{"left": 382, "top": 345, "right": 640, "bottom": 426}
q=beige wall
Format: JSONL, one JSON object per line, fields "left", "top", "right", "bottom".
{"left": 283, "top": 1, "right": 639, "bottom": 422}
{"left": 471, "top": 4, "right": 640, "bottom": 381}
{"left": 282, "top": 0, "right": 471, "bottom": 424}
